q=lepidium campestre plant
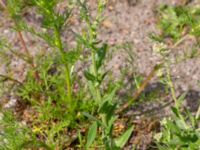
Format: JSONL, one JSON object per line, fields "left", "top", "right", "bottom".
{"left": 76, "top": 0, "right": 133, "bottom": 149}
{"left": 151, "top": 4, "right": 200, "bottom": 149}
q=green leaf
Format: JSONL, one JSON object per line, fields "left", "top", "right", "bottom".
{"left": 185, "top": 108, "right": 196, "bottom": 127}
{"left": 166, "top": 120, "right": 180, "bottom": 134}
{"left": 114, "top": 126, "right": 134, "bottom": 148}
{"left": 99, "top": 86, "right": 118, "bottom": 111}
{"left": 171, "top": 106, "right": 181, "bottom": 118}
{"left": 86, "top": 122, "right": 98, "bottom": 149}
{"left": 82, "top": 112, "right": 104, "bottom": 127}
{"left": 84, "top": 71, "right": 96, "bottom": 82}
{"left": 175, "top": 119, "right": 188, "bottom": 130}
{"left": 96, "top": 43, "right": 107, "bottom": 70}
{"left": 63, "top": 50, "right": 81, "bottom": 65}
{"left": 97, "top": 71, "right": 109, "bottom": 84}
{"left": 107, "top": 116, "right": 117, "bottom": 134}
{"left": 177, "top": 92, "right": 187, "bottom": 108}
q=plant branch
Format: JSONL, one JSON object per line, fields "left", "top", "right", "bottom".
{"left": 9, "top": 48, "right": 29, "bottom": 62}
{"left": 17, "top": 30, "right": 40, "bottom": 82}
{"left": 54, "top": 27, "right": 73, "bottom": 108}
{"left": 0, "top": 74, "right": 23, "bottom": 85}
{"left": 117, "top": 33, "right": 193, "bottom": 114}
{"left": 91, "top": 51, "right": 101, "bottom": 104}
{"left": 166, "top": 62, "right": 178, "bottom": 106}
{"left": 116, "top": 63, "right": 163, "bottom": 114}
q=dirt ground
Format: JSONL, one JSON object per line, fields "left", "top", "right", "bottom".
{"left": 100, "top": 0, "right": 200, "bottom": 91}
{"left": 98, "top": 0, "right": 200, "bottom": 117}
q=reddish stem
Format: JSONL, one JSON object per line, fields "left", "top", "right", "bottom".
{"left": 17, "top": 31, "right": 40, "bottom": 82}
{"left": 116, "top": 63, "right": 163, "bottom": 114}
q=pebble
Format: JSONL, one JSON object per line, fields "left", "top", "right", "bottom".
{"left": 4, "top": 97, "right": 17, "bottom": 108}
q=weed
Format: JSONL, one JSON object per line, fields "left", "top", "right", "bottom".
{"left": 155, "top": 95, "right": 200, "bottom": 149}
{"left": 156, "top": 5, "right": 200, "bottom": 42}
{"left": 77, "top": 0, "right": 134, "bottom": 149}
{"left": 152, "top": 4, "right": 200, "bottom": 150}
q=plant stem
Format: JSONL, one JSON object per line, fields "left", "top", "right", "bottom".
{"left": 166, "top": 62, "right": 178, "bottom": 106}
{"left": 91, "top": 51, "right": 101, "bottom": 104}
{"left": 116, "top": 63, "right": 163, "bottom": 114}
{"left": 18, "top": 31, "right": 32, "bottom": 61}
{"left": 91, "top": 50, "right": 107, "bottom": 126}
{"left": 54, "top": 27, "right": 73, "bottom": 107}
{"left": 196, "top": 104, "right": 200, "bottom": 119}
{"left": 17, "top": 30, "right": 40, "bottom": 82}
{"left": 0, "top": 74, "right": 23, "bottom": 85}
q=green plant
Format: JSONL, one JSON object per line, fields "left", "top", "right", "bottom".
{"left": 154, "top": 96, "right": 200, "bottom": 150}
{"left": 152, "top": 4, "right": 200, "bottom": 150}
{"left": 0, "top": 110, "right": 53, "bottom": 150}
{"left": 76, "top": 0, "right": 134, "bottom": 149}
{"left": 84, "top": 94, "right": 134, "bottom": 150}
{"left": 156, "top": 5, "right": 200, "bottom": 41}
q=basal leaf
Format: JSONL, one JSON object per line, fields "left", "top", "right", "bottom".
{"left": 114, "top": 126, "right": 134, "bottom": 148}
{"left": 96, "top": 43, "right": 107, "bottom": 70}
{"left": 84, "top": 71, "right": 96, "bottom": 82}
{"left": 86, "top": 122, "right": 98, "bottom": 149}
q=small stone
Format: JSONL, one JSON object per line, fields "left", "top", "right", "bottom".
{"left": 102, "top": 20, "right": 113, "bottom": 29}
{"left": 108, "top": 6, "right": 114, "bottom": 11}
{"left": 3, "top": 29, "right": 9, "bottom": 34}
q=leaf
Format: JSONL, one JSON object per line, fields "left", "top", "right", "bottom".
{"left": 185, "top": 108, "right": 196, "bottom": 127}
{"left": 84, "top": 71, "right": 96, "bottom": 82}
{"left": 96, "top": 43, "right": 107, "bottom": 70}
{"left": 82, "top": 112, "right": 104, "bottom": 127}
{"left": 175, "top": 119, "right": 188, "bottom": 130}
{"left": 97, "top": 71, "right": 109, "bottom": 84}
{"left": 86, "top": 122, "right": 98, "bottom": 149}
{"left": 114, "top": 126, "right": 134, "bottom": 148}
{"left": 75, "top": 33, "right": 91, "bottom": 49}
{"left": 101, "top": 85, "right": 119, "bottom": 105}
{"left": 166, "top": 120, "right": 180, "bottom": 134}
{"left": 171, "top": 106, "right": 181, "bottom": 118}
{"left": 100, "top": 102, "right": 117, "bottom": 126}
{"left": 107, "top": 116, "right": 118, "bottom": 134}
{"left": 98, "top": 85, "right": 119, "bottom": 112}
{"left": 177, "top": 92, "right": 187, "bottom": 108}
{"left": 63, "top": 50, "right": 81, "bottom": 65}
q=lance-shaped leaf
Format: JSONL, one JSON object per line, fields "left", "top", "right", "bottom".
{"left": 114, "top": 126, "right": 134, "bottom": 148}
{"left": 86, "top": 121, "right": 98, "bottom": 149}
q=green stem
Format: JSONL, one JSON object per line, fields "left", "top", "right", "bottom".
{"left": 196, "top": 104, "right": 200, "bottom": 120}
{"left": 166, "top": 62, "right": 188, "bottom": 128}
{"left": 0, "top": 74, "right": 23, "bottom": 85}
{"left": 91, "top": 46, "right": 106, "bottom": 127}
{"left": 166, "top": 62, "right": 178, "bottom": 106}
{"left": 91, "top": 50, "right": 101, "bottom": 104}
{"left": 54, "top": 27, "right": 73, "bottom": 108}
